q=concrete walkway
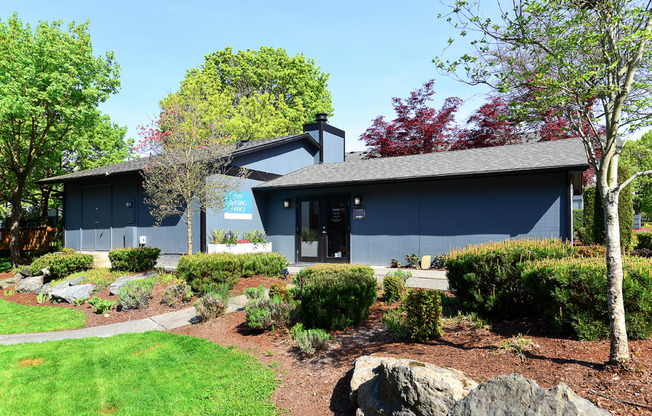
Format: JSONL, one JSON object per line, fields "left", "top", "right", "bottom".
{"left": 0, "top": 267, "right": 448, "bottom": 346}
{"left": 0, "top": 307, "right": 199, "bottom": 346}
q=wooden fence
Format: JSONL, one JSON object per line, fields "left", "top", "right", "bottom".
{"left": 0, "top": 227, "right": 57, "bottom": 251}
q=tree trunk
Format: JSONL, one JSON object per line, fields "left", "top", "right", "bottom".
{"left": 38, "top": 186, "right": 51, "bottom": 227}
{"left": 9, "top": 193, "right": 23, "bottom": 267}
{"left": 602, "top": 190, "right": 630, "bottom": 366}
{"left": 186, "top": 214, "right": 193, "bottom": 256}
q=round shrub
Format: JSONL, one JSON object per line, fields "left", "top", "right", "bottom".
{"left": 298, "top": 264, "right": 377, "bottom": 330}
{"left": 29, "top": 250, "right": 94, "bottom": 280}
{"left": 109, "top": 247, "right": 161, "bottom": 272}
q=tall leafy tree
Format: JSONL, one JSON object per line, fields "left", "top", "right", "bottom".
{"left": 436, "top": 0, "right": 652, "bottom": 366}
{"left": 361, "top": 80, "right": 462, "bottom": 157}
{"left": 621, "top": 131, "right": 652, "bottom": 214}
{"left": 0, "top": 14, "right": 121, "bottom": 265}
{"left": 164, "top": 47, "right": 333, "bottom": 142}
{"left": 140, "top": 87, "right": 245, "bottom": 255}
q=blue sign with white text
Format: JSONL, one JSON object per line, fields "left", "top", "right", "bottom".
{"left": 224, "top": 191, "right": 253, "bottom": 220}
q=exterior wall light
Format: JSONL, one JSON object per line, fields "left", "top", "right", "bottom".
{"left": 353, "top": 196, "right": 362, "bottom": 206}
{"left": 125, "top": 201, "right": 133, "bottom": 208}
{"left": 283, "top": 199, "right": 291, "bottom": 208}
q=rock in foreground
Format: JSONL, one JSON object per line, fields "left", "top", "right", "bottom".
{"left": 448, "top": 373, "right": 610, "bottom": 416}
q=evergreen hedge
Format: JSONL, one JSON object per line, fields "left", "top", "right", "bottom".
{"left": 108, "top": 247, "right": 161, "bottom": 272}
{"left": 582, "top": 164, "right": 634, "bottom": 251}
{"left": 298, "top": 264, "right": 377, "bottom": 330}
{"left": 29, "top": 250, "right": 94, "bottom": 280}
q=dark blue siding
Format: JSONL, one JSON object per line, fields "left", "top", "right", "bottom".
{"left": 258, "top": 172, "right": 570, "bottom": 265}
{"left": 232, "top": 141, "right": 317, "bottom": 175}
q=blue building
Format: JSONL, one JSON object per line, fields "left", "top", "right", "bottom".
{"left": 40, "top": 114, "right": 588, "bottom": 266}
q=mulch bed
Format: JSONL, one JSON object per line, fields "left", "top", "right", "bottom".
{"left": 172, "top": 295, "right": 652, "bottom": 416}
{"left": 3, "top": 271, "right": 651, "bottom": 415}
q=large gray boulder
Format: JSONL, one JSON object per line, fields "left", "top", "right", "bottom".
{"left": 0, "top": 273, "right": 24, "bottom": 289}
{"left": 16, "top": 275, "right": 44, "bottom": 294}
{"left": 42, "top": 275, "right": 85, "bottom": 296}
{"left": 19, "top": 267, "right": 32, "bottom": 278}
{"left": 49, "top": 284, "right": 94, "bottom": 304}
{"left": 448, "top": 373, "right": 610, "bottom": 416}
{"left": 109, "top": 272, "right": 155, "bottom": 296}
{"left": 351, "top": 356, "right": 478, "bottom": 416}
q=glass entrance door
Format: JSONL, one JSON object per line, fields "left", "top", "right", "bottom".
{"left": 297, "top": 197, "right": 350, "bottom": 263}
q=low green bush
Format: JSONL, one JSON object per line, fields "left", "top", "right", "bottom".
{"left": 293, "top": 327, "right": 331, "bottom": 356}
{"left": 522, "top": 257, "right": 652, "bottom": 340}
{"left": 245, "top": 292, "right": 296, "bottom": 330}
{"left": 194, "top": 292, "right": 229, "bottom": 322}
{"left": 383, "top": 270, "right": 409, "bottom": 303}
{"left": 403, "top": 289, "right": 442, "bottom": 342}
{"left": 298, "top": 264, "right": 377, "bottom": 330}
{"left": 573, "top": 209, "right": 584, "bottom": 241}
{"left": 636, "top": 231, "right": 652, "bottom": 250}
{"left": 177, "top": 252, "right": 289, "bottom": 294}
{"left": 29, "top": 250, "right": 94, "bottom": 280}
{"left": 446, "top": 238, "right": 575, "bottom": 317}
{"left": 161, "top": 283, "right": 193, "bottom": 307}
{"left": 118, "top": 279, "right": 155, "bottom": 311}
{"left": 108, "top": 247, "right": 161, "bottom": 272}
{"left": 87, "top": 296, "right": 116, "bottom": 314}
{"left": 269, "top": 283, "right": 292, "bottom": 302}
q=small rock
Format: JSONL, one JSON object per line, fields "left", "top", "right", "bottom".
{"left": 109, "top": 273, "right": 152, "bottom": 296}
{"left": 16, "top": 275, "right": 44, "bottom": 294}
{"left": 19, "top": 267, "right": 32, "bottom": 278}
{"left": 35, "top": 282, "right": 51, "bottom": 295}
{"left": 0, "top": 273, "right": 24, "bottom": 289}
{"left": 49, "top": 284, "right": 94, "bottom": 304}
{"left": 67, "top": 276, "right": 85, "bottom": 286}
{"left": 448, "top": 373, "right": 610, "bottom": 416}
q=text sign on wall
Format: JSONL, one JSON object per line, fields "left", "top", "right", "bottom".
{"left": 224, "top": 191, "right": 253, "bottom": 220}
{"left": 352, "top": 208, "right": 366, "bottom": 220}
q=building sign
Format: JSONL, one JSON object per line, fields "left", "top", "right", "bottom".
{"left": 352, "top": 208, "right": 366, "bottom": 220}
{"left": 224, "top": 191, "right": 253, "bottom": 220}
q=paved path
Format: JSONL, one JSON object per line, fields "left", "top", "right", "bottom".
{"left": 0, "top": 268, "right": 448, "bottom": 345}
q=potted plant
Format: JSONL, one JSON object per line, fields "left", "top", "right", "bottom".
{"left": 300, "top": 229, "right": 319, "bottom": 257}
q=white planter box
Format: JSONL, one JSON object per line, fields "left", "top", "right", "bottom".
{"left": 207, "top": 242, "right": 272, "bottom": 254}
{"left": 300, "top": 241, "right": 318, "bottom": 257}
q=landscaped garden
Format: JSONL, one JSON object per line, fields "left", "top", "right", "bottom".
{"left": 0, "top": 241, "right": 651, "bottom": 415}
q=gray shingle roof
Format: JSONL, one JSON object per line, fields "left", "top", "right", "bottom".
{"left": 39, "top": 133, "right": 318, "bottom": 184}
{"left": 254, "top": 139, "right": 589, "bottom": 190}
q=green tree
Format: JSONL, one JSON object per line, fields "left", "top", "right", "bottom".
{"left": 140, "top": 88, "right": 245, "bottom": 255}
{"left": 437, "top": 0, "right": 652, "bottom": 365}
{"left": 164, "top": 47, "right": 333, "bottom": 142}
{"left": 0, "top": 14, "right": 122, "bottom": 265}
{"left": 621, "top": 131, "right": 652, "bottom": 214}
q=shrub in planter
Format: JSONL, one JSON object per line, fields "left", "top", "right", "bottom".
{"left": 298, "top": 264, "right": 377, "bottom": 330}
{"left": 383, "top": 270, "right": 410, "bottom": 303}
{"left": 403, "top": 289, "right": 442, "bottom": 342}
{"left": 118, "top": 279, "right": 155, "bottom": 311}
{"left": 30, "top": 250, "right": 94, "bottom": 280}
{"left": 522, "top": 257, "right": 652, "bottom": 340}
{"left": 177, "top": 252, "right": 289, "bottom": 294}
{"left": 109, "top": 247, "right": 161, "bottom": 272}
{"left": 446, "top": 238, "right": 574, "bottom": 317}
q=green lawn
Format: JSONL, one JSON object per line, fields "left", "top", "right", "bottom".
{"left": 0, "top": 332, "right": 278, "bottom": 415}
{"left": 0, "top": 299, "right": 87, "bottom": 334}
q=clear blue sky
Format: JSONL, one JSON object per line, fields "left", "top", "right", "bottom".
{"left": 3, "top": 0, "right": 491, "bottom": 151}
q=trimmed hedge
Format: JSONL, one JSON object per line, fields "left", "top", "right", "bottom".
{"left": 636, "top": 231, "right": 652, "bottom": 250}
{"left": 109, "top": 247, "right": 161, "bottom": 272}
{"left": 177, "top": 252, "right": 289, "bottom": 294}
{"left": 298, "top": 264, "right": 377, "bottom": 330}
{"left": 522, "top": 257, "right": 652, "bottom": 340}
{"left": 29, "top": 250, "right": 94, "bottom": 280}
{"left": 446, "top": 238, "right": 574, "bottom": 317}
